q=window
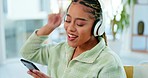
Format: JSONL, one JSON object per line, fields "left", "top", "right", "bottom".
{"left": 2, "top": 0, "right": 69, "bottom": 59}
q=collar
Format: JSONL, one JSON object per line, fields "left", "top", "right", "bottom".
{"left": 65, "top": 37, "right": 106, "bottom": 64}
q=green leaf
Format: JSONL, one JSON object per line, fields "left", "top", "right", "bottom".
{"left": 133, "top": 0, "right": 137, "bottom": 5}
{"left": 111, "top": 0, "right": 136, "bottom": 37}
{"left": 128, "top": 0, "right": 131, "bottom": 5}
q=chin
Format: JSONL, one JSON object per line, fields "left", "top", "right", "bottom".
{"left": 68, "top": 41, "right": 77, "bottom": 48}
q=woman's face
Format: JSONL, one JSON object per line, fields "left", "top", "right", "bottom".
{"left": 64, "top": 3, "right": 95, "bottom": 48}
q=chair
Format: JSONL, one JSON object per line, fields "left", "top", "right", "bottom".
{"left": 124, "top": 66, "right": 133, "bottom": 78}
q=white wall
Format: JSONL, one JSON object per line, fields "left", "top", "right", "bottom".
{"left": 119, "top": 3, "right": 148, "bottom": 65}
{"left": 0, "top": 0, "right": 6, "bottom": 64}
{"left": 7, "top": 0, "right": 47, "bottom": 20}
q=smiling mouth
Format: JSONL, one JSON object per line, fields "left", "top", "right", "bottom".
{"left": 68, "top": 34, "right": 78, "bottom": 41}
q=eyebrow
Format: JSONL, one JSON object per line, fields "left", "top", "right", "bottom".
{"left": 66, "top": 14, "right": 88, "bottom": 21}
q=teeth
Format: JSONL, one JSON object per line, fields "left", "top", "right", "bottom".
{"left": 68, "top": 34, "right": 77, "bottom": 37}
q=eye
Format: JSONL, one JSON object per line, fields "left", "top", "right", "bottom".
{"left": 76, "top": 21, "right": 85, "bottom": 27}
{"left": 77, "top": 24, "right": 84, "bottom": 26}
{"left": 64, "top": 16, "right": 71, "bottom": 23}
{"left": 65, "top": 20, "right": 71, "bottom": 23}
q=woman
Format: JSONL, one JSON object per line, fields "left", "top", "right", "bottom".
{"left": 20, "top": 0, "right": 126, "bottom": 78}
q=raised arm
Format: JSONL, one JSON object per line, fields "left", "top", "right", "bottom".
{"left": 20, "top": 13, "right": 63, "bottom": 65}
{"left": 37, "top": 13, "right": 62, "bottom": 36}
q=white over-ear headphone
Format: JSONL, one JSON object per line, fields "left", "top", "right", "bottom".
{"left": 93, "top": 13, "right": 105, "bottom": 36}
{"left": 93, "top": 0, "right": 122, "bottom": 37}
{"left": 93, "top": 0, "right": 106, "bottom": 37}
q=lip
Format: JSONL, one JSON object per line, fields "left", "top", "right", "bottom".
{"left": 67, "top": 34, "right": 78, "bottom": 41}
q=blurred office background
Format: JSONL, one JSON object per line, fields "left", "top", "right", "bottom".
{"left": 1, "top": 0, "right": 148, "bottom": 78}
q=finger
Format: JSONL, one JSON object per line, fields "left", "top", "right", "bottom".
{"left": 55, "top": 14, "right": 62, "bottom": 22}
{"left": 59, "top": 12, "right": 65, "bottom": 18}
{"left": 53, "top": 14, "right": 62, "bottom": 25}
{"left": 27, "top": 70, "right": 39, "bottom": 78}
{"left": 58, "top": 8, "right": 65, "bottom": 17}
{"left": 32, "top": 70, "right": 44, "bottom": 77}
{"left": 32, "top": 69, "right": 49, "bottom": 78}
{"left": 48, "top": 14, "right": 55, "bottom": 21}
{"left": 48, "top": 14, "right": 59, "bottom": 21}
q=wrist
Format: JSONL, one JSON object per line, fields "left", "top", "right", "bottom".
{"left": 36, "top": 25, "right": 55, "bottom": 36}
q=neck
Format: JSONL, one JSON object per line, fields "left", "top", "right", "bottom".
{"left": 72, "top": 36, "right": 98, "bottom": 59}
{"left": 78, "top": 37, "right": 98, "bottom": 52}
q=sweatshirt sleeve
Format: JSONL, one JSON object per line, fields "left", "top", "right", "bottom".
{"left": 98, "top": 50, "right": 127, "bottom": 78}
{"left": 98, "top": 64, "right": 126, "bottom": 78}
{"left": 20, "top": 30, "right": 52, "bottom": 65}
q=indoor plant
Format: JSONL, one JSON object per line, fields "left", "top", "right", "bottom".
{"left": 111, "top": 0, "right": 136, "bottom": 40}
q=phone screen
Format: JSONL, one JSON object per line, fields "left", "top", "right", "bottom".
{"left": 20, "top": 59, "right": 40, "bottom": 71}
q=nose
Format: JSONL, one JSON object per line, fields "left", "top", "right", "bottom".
{"left": 67, "top": 22, "right": 76, "bottom": 32}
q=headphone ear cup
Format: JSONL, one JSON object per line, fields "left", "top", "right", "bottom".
{"left": 93, "top": 21, "right": 102, "bottom": 36}
{"left": 97, "top": 22, "right": 105, "bottom": 36}
{"left": 93, "top": 21, "right": 105, "bottom": 37}
{"left": 93, "top": 12, "right": 106, "bottom": 37}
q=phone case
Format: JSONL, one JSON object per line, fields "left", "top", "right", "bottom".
{"left": 20, "top": 59, "right": 40, "bottom": 71}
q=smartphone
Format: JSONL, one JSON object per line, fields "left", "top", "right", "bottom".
{"left": 20, "top": 59, "right": 40, "bottom": 71}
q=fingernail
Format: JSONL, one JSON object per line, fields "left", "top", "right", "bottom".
{"left": 33, "top": 69, "right": 38, "bottom": 72}
{"left": 32, "top": 69, "right": 36, "bottom": 72}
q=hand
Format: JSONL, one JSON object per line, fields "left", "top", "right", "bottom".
{"left": 37, "top": 13, "right": 63, "bottom": 36}
{"left": 27, "top": 70, "right": 50, "bottom": 78}
{"left": 47, "top": 13, "right": 63, "bottom": 29}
